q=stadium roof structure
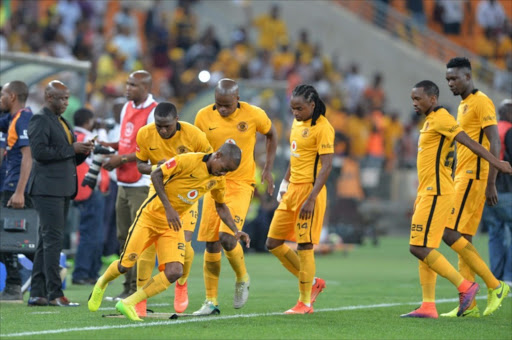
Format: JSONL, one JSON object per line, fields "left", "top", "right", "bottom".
{"left": 0, "top": 52, "right": 91, "bottom": 103}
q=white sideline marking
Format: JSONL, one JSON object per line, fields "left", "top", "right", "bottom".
{"left": 1, "top": 295, "right": 502, "bottom": 338}
{"left": 29, "top": 312, "right": 58, "bottom": 315}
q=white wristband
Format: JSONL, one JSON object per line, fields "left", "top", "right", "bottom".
{"left": 277, "top": 179, "right": 289, "bottom": 202}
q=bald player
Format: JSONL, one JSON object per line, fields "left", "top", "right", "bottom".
{"left": 193, "top": 78, "right": 277, "bottom": 315}
{"left": 102, "top": 70, "right": 158, "bottom": 300}
{"left": 27, "top": 80, "right": 94, "bottom": 307}
{"left": 133, "top": 101, "right": 212, "bottom": 316}
{"left": 88, "top": 144, "right": 250, "bottom": 321}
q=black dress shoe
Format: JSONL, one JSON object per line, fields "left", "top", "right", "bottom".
{"left": 49, "top": 296, "right": 79, "bottom": 307}
{"left": 72, "top": 278, "right": 90, "bottom": 285}
{"left": 27, "top": 297, "right": 49, "bottom": 306}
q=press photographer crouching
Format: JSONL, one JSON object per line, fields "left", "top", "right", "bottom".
{"left": 72, "top": 109, "right": 111, "bottom": 285}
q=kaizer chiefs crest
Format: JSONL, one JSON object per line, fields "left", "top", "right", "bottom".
{"left": 206, "top": 180, "right": 216, "bottom": 190}
{"left": 177, "top": 145, "right": 188, "bottom": 154}
{"left": 128, "top": 253, "right": 138, "bottom": 261}
{"left": 462, "top": 105, "right": 469, "bottom": 115}
{"left": 237, "top": 121, "right": 248, "bottom": 132}
{"left": 301, "top": 128, "right": 309, "bottom": 138}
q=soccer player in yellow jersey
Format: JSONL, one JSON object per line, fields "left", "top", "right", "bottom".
{"left": 193, "top": 78, "right": 277, "bottom": 314}
{"left": 133, "top": 102, "right": 212, "bottom": 316}
{"left": 88, "top": 144, "right": 250, "bottom": 321}
{"left": 441, "top": 57, "right": 511, "bottom": 317}
{"left": 401, "top": 80, "right": 512, "bottom": 319}
{"left": 266, "top": 84, "right": 334, "bottom": 314}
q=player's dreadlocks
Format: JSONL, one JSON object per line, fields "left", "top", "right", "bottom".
{"left": 292, "top": 84, "right": 326, "bottom": 126}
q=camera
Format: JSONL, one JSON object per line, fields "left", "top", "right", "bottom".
{"left": 82, "top": 144, "right": 116, "bottom": 189}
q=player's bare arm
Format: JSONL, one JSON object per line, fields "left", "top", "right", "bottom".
{"left": 215, "top": 201, "right": 251, "bottom": 248}
{"left": 483, "top": 124, "right": 501, "bottom": 206}
{"left": 136, "top": 157, "right": 166, "bottom": 175}
{"left": 262, "top": 125, "right": 278, "bottom": 195}
{"left": 299, "top": 153, "right": 333, "bottom": 220}
{"left": 151, "top": 167, "right": 182, "bottom": 231}
{"left": 455, "top": 131, "right": 512, "bottom": 175}
{"left": 7, "top": 145, "right": 32, "bottom": 208}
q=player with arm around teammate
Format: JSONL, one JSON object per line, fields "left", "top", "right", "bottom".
{"left": 88, "top": 143, "right": 250, "bottom": 321}
{"left": 441, "top": 57, "right": 510, "bottom": 317}
{"left": 401, "top": 80, "right": 512, "bottom": 319}
{"left": 266, "top": 84, "right": 334, "bottom": 314}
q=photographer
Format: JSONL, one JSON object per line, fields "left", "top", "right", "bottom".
{"left": 72, "top": 108, "right": 111, "bottom": 285}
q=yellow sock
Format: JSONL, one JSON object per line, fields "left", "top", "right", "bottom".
{"left": 144, "top": 271, "right": 172, "bottom": 298}
{"left": 418, "top": 260, "right": 437, "bottom": 303}
{"left": 137, "top": 245, "right": 156, "bottom": 289}
{"left": 269, "top": 244, "right": 300, "bottom": 278}
{"left": 178, "top": 241, "right": 194, "bottom": 285}
{"left": 297, "top": 249, "right": 315, "bottom": 306}
{"left": 451, "top": 238, "right": 499, "bottom": 290}
{"left": 204, "top": 251, "right": 221, "bottom": 305}
{"left": 423, "top": 250, "right": 464, "bottom": 288}
{"left": 224, "top": 243, "right": 247, "bottom": 282}
{"left": 98, "top": 260, "right": 122, "bottom": 289}
{"left": 123, "top": 289, "right": 148, "bottom": 306}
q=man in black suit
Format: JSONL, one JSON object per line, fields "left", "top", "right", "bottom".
{"left": 27, "top": 80, "right": 94, "bottom": 307}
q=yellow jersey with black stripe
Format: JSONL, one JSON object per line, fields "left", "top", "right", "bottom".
{"left": 136, "top": 121, "right": 212, "bottom": 164}
{"left": 455, "top": 89, "right": 497, "bottom": 180}
{"left": 417, "top": 107, "right": 462, "bottom": 196}
{"left": 194, "top": 101, "right": 272, "bottom": 184}
{"left": 141, "top": 153, "right": 226, "bottom": 225}
{"left": 289, "top": 115, "right": 334, "bottom": 184}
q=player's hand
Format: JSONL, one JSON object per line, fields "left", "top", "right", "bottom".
{"left": 485, "top": 183, "right": 498, "bottom": 206}
{"left": 165, "top": 208, "right": 182, "bottom": 231}
{"left": 496, "top": 160, "right": 512, "bottom": 175}
{"left": 276, "top": 179, "right": 289, "bottom": 202}
{"left": 7, "top": 192, "right": 25, "bottom": 209}
{"left": 235, "top": 230, "right": 251, "bottom": 248}
{"left": 299, "top": 197, "right": 315, "bottom": 220}
{"left": 261, "top": 167, "right": 274, "bottom": 196}
{"left": 103, "top": 154, "right": 123, "bottom": 171}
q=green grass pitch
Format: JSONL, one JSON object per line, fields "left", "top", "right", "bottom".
{"left": 0, "top": 236, "right": 510, "bottom": 339}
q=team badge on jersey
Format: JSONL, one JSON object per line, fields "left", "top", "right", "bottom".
{"left": 424, "top": 122, "right": 429, "bottom": 131}
{"left": 301, "top": 128, "right": 309, "bottom": 138}
{"left": 237, "top": 121, "right": 248, "bottom": 132}
{"left": 177, "top": 145, "right": 188, "bottom": 154}
{"left": 187, "top": 189, "right": 198, "bottom": 200}
{"left": 291, "top": 140, "right": 297, "bottom": 151}
{"left": 225, "top": 138, "right": 236, "bottom": 145}
{"left": 206, "top": 180, "right": 216, "bottom": 190}
{"left": 128, "top": 253, "right": 138, "bottom": 261}
{"left": 165, "top": 158, "right": 177, "bottom": 169}
{"left": 462, "top": 105, "right": 468, "bottom": 115}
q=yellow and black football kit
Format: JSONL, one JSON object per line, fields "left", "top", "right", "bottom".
{"left": 446, "top": 90, "right": 497, "bottom": 236}
{"left": 120, "top": 153, "right": 226, "bottom": 270}
{"left": 268, "top": 115, "right": 334, "bottom": 245}
{"left": 410, "top": 107, "right": 462, "bottom": 248}
{"left": 136, "top": 121, "right": 212, "bottom": 232}
{"left": 195, "top": 101, "right": 272, "bottom": 240}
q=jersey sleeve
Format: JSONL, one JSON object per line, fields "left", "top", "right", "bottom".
{"left": 210, "top": 177, "right": 226, "bottom": 204}
{"left": 135, "top": 128, "right": 149, "bottom": 161}
{"left": 195, "top": 129, "right": 213, "bottom": 153}
{"left": 478, "top": 97, "right": 497, "bottom": 129}
{"left": 194, "top": 110, "right": 206, "bottom": 132}
{"left": 160, "top": 156, "right": 182, "bottom": 180}
{"left": 435, "top": 111, "right": 462, "bottom": 140}
{"left": 316, "top": 123, "right": 335, "bottom": 155}
{"left": 254, "top": 107, "right": 272, "bottom": 135}
{"left": 16, "top": 113, "right": 31, "bottom": 147}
